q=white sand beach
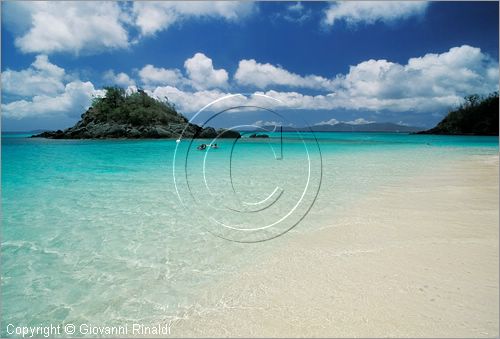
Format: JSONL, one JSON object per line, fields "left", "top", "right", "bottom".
{"left": 173, "top": 153, "right": 499, "bottom": 337}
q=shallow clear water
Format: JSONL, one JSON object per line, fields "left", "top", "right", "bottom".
{"left": 1, "top": 132, "right": 498, "bottom": 335}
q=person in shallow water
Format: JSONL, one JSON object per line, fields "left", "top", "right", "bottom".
{"left": 211, "top": 143, "right": 219, "bottom": 149}
{"left": 197, "top": 144, "right": 207, "bottom": 150}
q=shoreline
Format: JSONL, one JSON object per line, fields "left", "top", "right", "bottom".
{"left": 171, "top": 152, "right": 499, "bottom": 337}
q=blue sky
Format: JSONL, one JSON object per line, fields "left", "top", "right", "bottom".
{"left": 1, "top": 1, "right": 499, "bottom": 131}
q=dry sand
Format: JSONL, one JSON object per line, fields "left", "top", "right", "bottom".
{"left": 172, "top": 154, "right": 499, "bottom": 337}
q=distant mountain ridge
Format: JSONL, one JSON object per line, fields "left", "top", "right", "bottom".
{"left": 246, "top": 122, "right": 423, "bottom": 133}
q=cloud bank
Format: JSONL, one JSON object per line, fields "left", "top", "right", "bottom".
{"left": 3, "top": 1, "right": 255, "bottom": 55}
{"left": 3, "top": 2, "right": 433, "bottom": 56}
{"left": 2, "top": 55, "right": 66, "bottom": 96}
{"left": 5, "top": 2, "right": 129, "bottom": 55}
{"left": 2, "top": 46, "right": 498, "bottom": 120}
{"left": 235, "top": 59, "right": 334, "bottom": 90}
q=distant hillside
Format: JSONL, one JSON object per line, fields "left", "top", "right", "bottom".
{"left": 418, "top": 92, "right": 499, "bottom": 136}
{"left": 308, "top": 122, "right": 421, "bottom": 132}
{"left": 250, "top": 122, "right": 422, "bottom": 133}
{"left": 33, "top": 87, "right": 240, "bottom": 139}
{"left": 2, "top": 129, "right": 49, "bottom": 134}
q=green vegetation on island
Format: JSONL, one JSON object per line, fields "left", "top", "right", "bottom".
{"left": 418, "top": 92, "right": 499, "bottom": 136}
{"left": 90, "top": 87, "right": 186, "bottom": 126}
{"left": 33, "top": 87, "right": 240, "bottom": 139}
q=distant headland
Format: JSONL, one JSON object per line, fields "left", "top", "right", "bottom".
{"left": 417, "top": 92, "right": 499, "bottom": 136}
{"left": 32, "top": 87, "right": 240, "bottom": 139}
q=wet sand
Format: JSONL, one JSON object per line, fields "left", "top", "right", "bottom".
{"left": 173, "top": 154, "right": 499, "bottom": 337}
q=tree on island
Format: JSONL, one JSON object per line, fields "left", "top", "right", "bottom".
{"left": 419, "top": 92, "right": 499, "bottom": 136}
{"left": 90, "top": 86, "right": 187, "bottom": 126}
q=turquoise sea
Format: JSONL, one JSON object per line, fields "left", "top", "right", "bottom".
{"left": 1, "top": 132, "right": 498, "bottom": 336}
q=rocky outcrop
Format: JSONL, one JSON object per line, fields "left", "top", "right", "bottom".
{"left": 33, "top": 122, "right": 240, "bottom": 139}
{"left": 31, "top": 89, "right": 241, "bottom": 140}
{"left": 248, "top": 133, "right": 269, "bottom": 138}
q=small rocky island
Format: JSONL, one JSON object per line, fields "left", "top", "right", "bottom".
{"left": 417, "top": 92, "right": 499, "bottom": 136}
{"left": 248, "top": 133, "right": 269, "bottom": 138}
{"left": 33, "top": 87, "right": 240, "bottom": 139}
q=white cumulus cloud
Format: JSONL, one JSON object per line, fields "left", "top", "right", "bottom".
{"left": 138, "top": 53, "right": 229, "bottom": 90}
{"left": 184, "top": 53, "right": 229, "bottom": 90}
{"left": 138, "top": 65, "right": 185, "bottom": 87}
{"left": 5, "top": 2, "right": 129, "bottom": 55}
{"left": 230, "top": 46, "right": 497, "bottom": 113}
{"left": 132, "top": 1, "right": 255, "bottom": 36}
{"left": 103, "top": 70, "right": 136, "bottom": 87}
{"left": 2, "top": 81, "right": 99, "bottom": 119}
{"left": 2, "top": 56, "right": 104, "bottom": 119}
{"left": 3, "top": 2, "right": 257, "bottom": 56}
{"left": 2, "top": 54, "right": 66, "bottom": 96}
{"left": 150, "top": 86, "right": 235, "bottom": 113}
{"left": 234, "top": 59, "right": 334, "bottom": 90}
{"left": 323, "top": 1, "right": 428, "bottom": 27}
{"left": 334, "top": 45, "right": 499, "bottom": 107}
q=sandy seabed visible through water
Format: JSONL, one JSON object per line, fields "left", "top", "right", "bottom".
{"left": 172, "top": 153, "right": 499, "bottom": 338}
{"left": 2, "top": 133, "right": 498, "bottom": 338}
